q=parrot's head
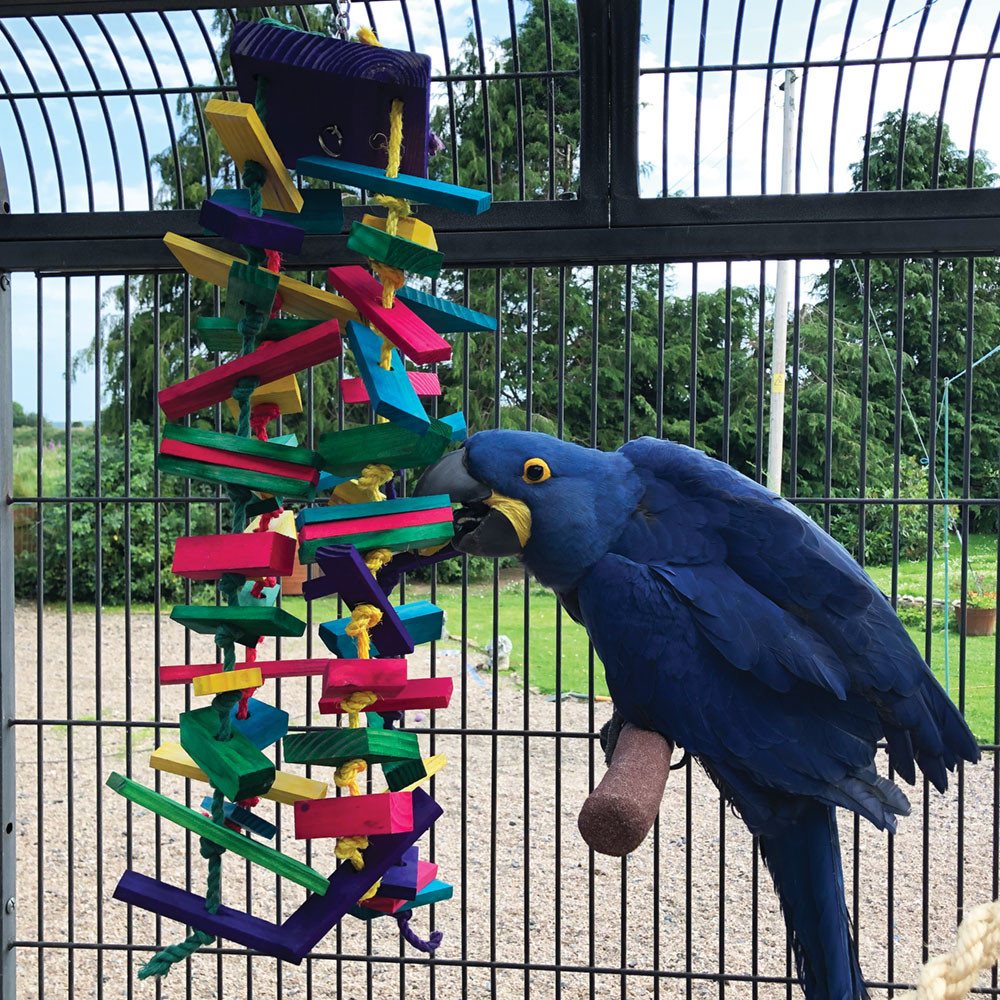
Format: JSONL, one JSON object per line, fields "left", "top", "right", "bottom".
{"left": 415, "top": 430, "right": 643, "bottom": 591}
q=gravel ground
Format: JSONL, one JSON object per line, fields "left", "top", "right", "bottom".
{"left": 10, "top": 602, "right": 999, "bottom": 1000}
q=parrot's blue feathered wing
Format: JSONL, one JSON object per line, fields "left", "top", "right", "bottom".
{"left": 570, "top": 437, "right": 979, "bottom": 1000}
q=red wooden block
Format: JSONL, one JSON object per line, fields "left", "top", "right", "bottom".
{"left": 340, "top": 370, "right": 441, "bottom": 405}
{"left": 293, "top": 792, "right": 413, "bottom": 840}
{"left": 172, "top": 532, "right": 296, "bottom": 580}
{"left": 319, "top": 676, "right": 453, "bottom": 715}
{"left": 322, "top": 659, "right": 407, "bottom": 698}
{"left": 159, "top": 658, "right": 332, "bottom": 686}
{"left": 159, "top": 438, "right": 319, "bottom": 485}
{"left": 158, "top": 320, "right": 341, "bottom": 420}
{"left": 361, "top": 861, "right": 439, "bottom": 911}
{"left": 297, "top": 506, "right": 453, "bottom": 544}
{"left": 327, "top": 266, "right": 452, "bottom": 365}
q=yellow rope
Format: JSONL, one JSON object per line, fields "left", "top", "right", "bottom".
{"left": 345, "top": 604, "right": 383, "bottom": 659}
{"left": 341, "top": 689, "right": 378, "bottom": 728}
{"left": 332, "top": 463, "right": 394, "bottom": 504}
{"left": 358, "top": 877, "right": 382, "bottom": 903}
{"left": 370, "top": 259, "right": 406, "bottom": 311}
{"left": 364, "top": 548, "right": 394, "bottom": 575}
{"left": 375, "top": 194, "right": 411, "bottom": 232}
{"left": 334, "top": 758, "right": 368, "bottom": 796}
{"left": 901, "top": 900, "right": 1000, "bottom": 1000}
{"left": 386, "top": 98, "right": 403, "bottom": 178}
{"left": 335, "top": 834, "right": 369, "bottom": 870}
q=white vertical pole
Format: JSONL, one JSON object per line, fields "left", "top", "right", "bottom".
{"left": 767, "top": 69, "right": 797, "bottom": 494}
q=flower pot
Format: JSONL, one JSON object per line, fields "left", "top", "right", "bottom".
{"left": 962, "top": 606, "right": 996, "bottom": 637}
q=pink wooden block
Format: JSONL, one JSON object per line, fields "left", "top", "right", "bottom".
{"left": 297, "top": 506, "right": 453, "bottom": 543}
{"left": 323, "top": 659, "right": 408, "bottom": 697}
{"left": 172, "top": 532, "right": 296, "bottom": 580}
{"left": 159, "top": 438, "right": 319, "bottom": 484}
{"left": 319, "top": 676, "right": 453, "bottom": 715}
{"left": 158, "top": 320, "right": 341, "bottom": 420}
{"left": 327, "top": 266, "right": 452, "bottom": 365}
{"left": 293, "top": 792, "right": 413, "bottom": 840}
{"left": 361, "top": 861, "right": 439, "bottom": 912}
{"left": 160, "top": 658, "right": 332, "bottom": 685}
{"left": 340, "top": 370, "right": 441, "bottom": 405}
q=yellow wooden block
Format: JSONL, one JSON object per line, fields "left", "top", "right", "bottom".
{"left": 381, "top": 754, "right": 448, "bottom": 794}
{"left": 163, "top": 234, "right": 360, "bottom": 323}
{"left": 204, "top": 100, "right": 303, "bottom": 214}
{"left": 192, "top": 666, "right": 264, "bottom": 697}
{"left": 360, "top": 213, "right": 438, "bottom": 250}
{"left": 225, "top": 373, "right": 302, "bottom": 421}
{"left": 151, "top": 742, "right": 328, "bottom": 803}
{"left": 244, "top": 507, "right": 297, "bottom": 541}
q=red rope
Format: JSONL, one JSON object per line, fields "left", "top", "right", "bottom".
{"left": 250, "top": 402, "right": 281, "bottom": 441}
{"left": 266, "top": 249, "right": 283, "bottom": 316}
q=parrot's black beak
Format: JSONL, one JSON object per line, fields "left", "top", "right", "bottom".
{"left": 415, "top": 448, "right": 528, "bottom": 557}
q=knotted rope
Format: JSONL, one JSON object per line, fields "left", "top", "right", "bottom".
{"left": 334, "top": 758, "right": 368, "bottom": 796}
{"left": 364, "top": 547, "right": 393, "bottom": 575}
{"left": 345, "top": 604, "right": 382, "bottom": 660}
{"left": 250, "top": 402, "right": 280, "bottom": 441}
{"left": 394, "top": 910, "right": 444, "bottom": 953}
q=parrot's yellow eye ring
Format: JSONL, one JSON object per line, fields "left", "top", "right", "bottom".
{"left": 522, "top": 459, "right": 551, "bottom": 484}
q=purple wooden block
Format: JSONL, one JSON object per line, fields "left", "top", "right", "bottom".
{"left": 302, "top": 543, "right": 414, "bottom": 656}
{"left": 230, "top": 20, "right": 431, "bottom": 178}
{"left": 378, "top": 845, "right": 420, "bottom": 898}
{"left": 200, "top": 198, "right": 305, "bottom": 254}
{"left": 280, "top": 787, "right": 442, "bottom": 960}
{"left": 114, "top": 870, "right": 293, "bottom": 961}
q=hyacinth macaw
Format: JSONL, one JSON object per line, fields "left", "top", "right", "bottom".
{"left": 416, "top": 430, "right": 979, "bottom": 1000}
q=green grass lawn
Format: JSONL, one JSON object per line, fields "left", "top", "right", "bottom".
{"left": 865, "top": 531, "right": 997, "bottom": 599}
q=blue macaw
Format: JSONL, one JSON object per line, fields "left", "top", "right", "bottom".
{"left": 416, "top": 430, "right": 979, "bottom": 1000}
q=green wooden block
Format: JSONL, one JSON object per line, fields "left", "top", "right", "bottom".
{"left": 196, "top": 316, "right": 316, "bottom": 354}
{"left": 282, "top": 727, "right": 421, "bottom": 768}
{"left": 317, "top": 420, "right": 451, "bottom": 479}
{"left": 382, "top": 756, "right": 428, "bottom": 791}
{"left": 170, "top": 605, "right": 306, "bottom": 647}
{"left": 346, "top": 222, "right": 444, "bottom": 278}
{"left": 156, "top": 453, "right": 317, "bottom": 501}
{"left": 179, "top": 706, "right": 275, "bottom": 802}
{"left": 224, "top": 261, "right": 280, "bottom": 321}
{"left": 162, "top": 424, "right": 324, "bottom": 470}
{"left": 299, "top": 522, "right": 454, "bottom": 564}
{"left": 106, "top": 771, "right": 329, "bottom": 895}
{"left": 210, "top": 187, "right": 344, "bottom": 235}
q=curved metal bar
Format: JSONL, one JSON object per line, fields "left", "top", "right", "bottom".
{"left": 893, "top": 0, "right": 934, "bottom": 191}
{"left": 760, "top": 0, "right": 784, "bottom": 194}
{"left": 435, "top": 0, "right": 459, "bottom": 187}
{"left": 542, "top": 0, "right": 556, "bottom": 199}
{"left": 470, "top": 0, "right": 494, "bottom": 195}
{"left": 829, "top": 0, "right": 860, "bottom": 193}
{"left": 0, "top": 60, "right": 39, "bottom": 211}
{"left": 725, "top": 0, "right": 747, "bottom": 197}
{"left": 966, "top": 8, "right": 1000, "bottom": 187}
{"left": 793, "top": 0, "right": 822, "bottom": 194}
{"left": 692, "top": 0, "right": 708, "bottom": 197}
{"left": 860, "top": 0, "right": 897, "bottom": 191}
{"left": 399, "top": 0, "right": 417, "bottom": 52}
{"left": 192, "top": 9, "right": 226, "bottom": 92}
{"left": 932, "top": 0, "right": 973, "bottom": 189}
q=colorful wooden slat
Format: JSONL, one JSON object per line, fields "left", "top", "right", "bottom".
{"left": 296, "top": 494, "right": 450, "bottom": 528}
{"left": 320, "top": 676, "right": 453, "bottom": 716}
{"left": 200, "top": 197, "right": 305, "bottom": 254}
{"left": 114, "top": 871, "right": 291, "bottom": 960}
{"left": 360, "top": 213, "right": 437, "bottom": 249}
{"left": 169, "top": 605, "right": 306, "bottom": 647}
{"left": 210, "top": 187, "right": 343, "bottom": 235}
{"left": 327, "top": 265, "right": 451, "bottom": 364}
{"left": 319, "top": 601, "right": 444, "bottom": 658}
{"left": 162, "top": 423, "right": 324, "bottom": 470}
{"left": 230, "top": 697, "right": 289, "bottom": 750}
{"left": 297, "top": 506, "right": 452, "bottom": 544}
{"left": 440, "top": 411, "right": 467, "bottom": 442}
{"left": 394, "top": 285, "right": 497, "bottom": 333}
{"left": 386, "top": 753, "right": 447, "bottom": 794}
{"left": 230, "top": 19, "right": 431, "bottom": 177}
{"left": 268, "top": 432, "right": 299, "bottom": 447}
{"left": 282, "top": 727, "right": 420, "bottom": 768}
{"left": 344, "top": 320, "right": 430, "bottom": 433}
{"left": 224, "top": 374, "right": 302, "bottom": 420}
{"left": 341, "top": 370, "right": 440, "bottom": 405}
{"left": 159, "top": 320, "right": 341, "bottom": 420}
{"left": 323, "top": 658, "right": 407, "bottom": 697}
{"left": 380, "top": 756, "right": 428, "bottom": 792}
{"left": 280, "top": 789, "right": 442, "bottom": 960}
{"left": 150, "top": 742, "right": 327, "bottom": 804}
{"left": 163, "top": 233, "right": 360, "bottom": 323}
{"left": 197, "top": 315, "right": 315, "bottom": 354}
{"left": 179, "top": 706, "right": 275, "bottom": 801}
{"left": 191, "top": 666, "right": 263, "bottom": 696}
{"left": 297, "top": 156, "right": 491, "bottom": 215}
{"left": 201, "top": 797, "right": 277, "bottom": 840}
{"left": 293, "top": 792, "right": 413, "bottom": 839}
{"left": 172, "top": 532, "right": 296, "bottom": 581}
{"left": 204, "top": 99, "right": 304, "bottom": 214}
{"left": 316, "top": 418, "right": 451, "bottom": 478}
{"left": 157, "top": 452, "right": 317, "bottom": 501}
{"left": 159, "top": 658, "right": 331, "bottom": 685}
{"left": 346, "top": 223, "right": 444, "bottom": 278}
{"left": 351, "top": 879, "right": 452, "bottom": 919}
{"left": 107, "top": 772, "right": 328, "bottom": 894}
{"left": 298, "top": 522, "right": 454, "bottom": 564}
{"left": 223, "top": 260, "right": 280, "bottom": 320}
{"left": 160, "top": 438, "right": 318, "bottom": 485}
{"left": 359, "top": 860, "right": 438, "bottom": 907}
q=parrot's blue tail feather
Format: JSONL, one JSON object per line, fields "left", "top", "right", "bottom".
{"left": 758, "top": 803, "right": 869, "bottom": 1000}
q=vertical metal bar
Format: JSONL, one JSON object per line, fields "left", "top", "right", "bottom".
{"left": 93, "top": 274, "right": 104, "bottom": 1000}
{"left": 608, "top": 0, "right": 639, "bottom": 202}
{"left": 63, "top": 275, "right": 74, "bottom": 1000}
{"left": 34, "top": 277, "right": 44, "bottom": 1000}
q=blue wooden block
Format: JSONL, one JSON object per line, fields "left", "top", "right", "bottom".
{"left": 210, "top": 187, "right": 344, "bottom": 235}
{"left": 348, "top": 879, "right": 453, "bottom": 920}
{"left": 439, "top": 412, "right": 467, "bottom": 443}
{"left": 394, "top": 286, "right": 497, "bottom": 334}
{"left": 320, "top": 601, "right": 444, "bottom": 658}
{"left": 296, "top": 494, "right": 449, "bottom": 529}
{"left": 200, "top": 796, "right": 278, "bottom": 840}
{"left": 268, "top": 432, "right": 299, "bottom": 447}
{"left": 200, "top": 198, "right": 305, "bottom": 254}
{"left": 297, "top": 156, "right": 491, "bottom": 215}
{"left": 318, "top": 470, "right": 351, "bottom": 492}
{"left": 238, "top": 580, "right": 281, "bottom": 607}
{"left": 230, "top": 696, "right": 289, "bottom": 750}
{"left": 346, "top": 321, "right": 431, "bottom": 434}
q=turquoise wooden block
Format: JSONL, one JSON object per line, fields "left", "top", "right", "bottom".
{"left": 318, "top": 470, "right": 351, "bottom": 492}
{"left": 345, "top": 321, "right": 431, "bottom": 434}
{"left": 320, "top": 601, "right": 444, "bottom": 658}
{"left": 238, "top": 580, "right": 281, "bottom": 607}
{"left": 200, "top": 796, "right": 277, "bottom": 840}
{"left": 439, "top": 412, "right": 467, "bottom": 442}
{"left": 296, "top": 156, "right": 491, "bottom": 215}
{"left": 394, "top": 286, "right": 497, "bottom": 334}
{"left": 210, "top": 187, "right": 344, "bottom": 235}
{"left": 230, "top": 697, "right": 289, "bottom": 750}
{"left": 296, "top": 494, "right": 449, "bottom": 529}
{"left": 268, "top": 432, "right": 299, "bottom": 447}
{"left": 348, "top": 879, "right": 453, "bottom": 920}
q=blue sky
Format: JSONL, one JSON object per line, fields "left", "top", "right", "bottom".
{"left": 3, "top": 0, "right": 998, "bottom": 421}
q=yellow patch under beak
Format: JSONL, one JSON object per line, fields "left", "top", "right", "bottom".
{"left": 483, "top": 492, "right": 532, "bottom": 547}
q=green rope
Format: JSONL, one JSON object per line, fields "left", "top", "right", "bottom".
{"left": 137, "top": 929, "right": 215, "bottom": 980}
{"left": 237, "top": 302, "right": 265, "bottom": 356}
